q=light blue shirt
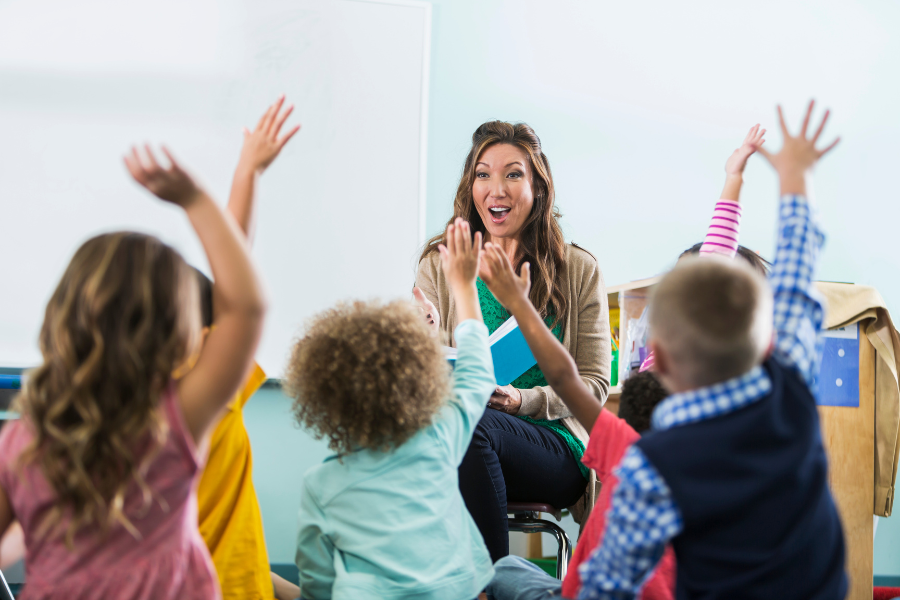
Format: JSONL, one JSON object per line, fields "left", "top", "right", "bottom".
{"left": 296, "top": 319, "right": 497, "bottom": 600}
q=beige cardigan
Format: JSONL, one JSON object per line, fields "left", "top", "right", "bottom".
{"left": 415, "top": 244, "right": 611, "bottom": 527}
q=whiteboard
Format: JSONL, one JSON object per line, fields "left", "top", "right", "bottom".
{"left": 0, "top": 0, "right": 431, "bottom": 376}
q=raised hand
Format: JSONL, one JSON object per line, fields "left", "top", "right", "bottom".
{"left": 412, "top": 287, "right": 440, "bottom": 334}
{"left": 725, "top": 124, "right": 766, "bottom": 177}
{"left": 124, "top": 145, "right": 204, "bottom": 207}
{"left": 438, "top": 218, "right": 482, "bottom": 292}
{"left": 479, "top": 242, "right": 531, "bottom": 311}
{"left": 239, "top": 95, "right": 301, "bottom": 174}
{"left": 756, "top": 100, "right": 840, "bottom": 195}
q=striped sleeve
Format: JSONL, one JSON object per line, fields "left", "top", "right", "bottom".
{"left": 699, "top": 200, "right": 742, "bottom": 258}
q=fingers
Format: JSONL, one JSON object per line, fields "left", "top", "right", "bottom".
{"left": 256, "top": 102, "right": 276, "bottom": 131}
{"left": 263, "top": 96, "right": 285, "bottom": 134}
{"left": 777, "top": 105, "right": 789, "bottom": 137}
{"left": 755, "top": 145, "right": 774, "bottom": 164}
{"left": 744, "top": 124, "right": 759, "bottom": 144}
{"left": 271, "top": 103, "right": 294, "bottom": 138}
{"left": 278, "top": 124, "right": 302, "bottom": 150}
{"left": 818, "top": 136, "right": 841, "bottom": 158}
{"left": 160, "top": 146, "right": 183, "bottom": 175}
{"left": 811, "top": 109, "right": 830, "bottom": 145}
{"left": 520, "top": 261, "right": 532, "bottom": 288}
{"left": 123, "top": 150, "right": 146, "bottom": 185}
{"left": 445, "top": 223, "right": 457, "bottom": 256}
{"left": 800, "top": 100, "right": 815, "bottom": 138}
{"left": 473, "top": 230, "right": 483, "bottom": 253}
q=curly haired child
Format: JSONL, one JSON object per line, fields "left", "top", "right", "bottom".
{"left": 284, "top": 218, "right": 497, "bottom": 600}
{"left": 0, "top": 146, "right": 267, "bottom": 599}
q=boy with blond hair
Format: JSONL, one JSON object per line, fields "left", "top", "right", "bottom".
{"left": 576, "top": 101, "right": 847, "bottom": 600}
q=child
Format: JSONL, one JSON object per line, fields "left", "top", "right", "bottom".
{"left": 284, "top": 218, "right": 496, "bottom": 600}
{"left": 477, "top": 252, "right": 674, "bottom": 600}
{"left": 0, "top": 146, "right": 267, "bottom": 598}
{"left": 640, "top": 124, "right": 767, "bottom": 373}
{"left": 193, "top": 96, "right": 300, "bottom": 600}
{"left": 577, "top": 101, "right": 846, "bottom": 599}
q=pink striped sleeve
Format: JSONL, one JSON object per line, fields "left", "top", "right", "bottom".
{"left": 699, "top": 200, "right": 741, "bottom": 259}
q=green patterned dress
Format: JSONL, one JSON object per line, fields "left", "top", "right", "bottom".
{"left": 476, "top": 278, "right": 589, "bottom": 479}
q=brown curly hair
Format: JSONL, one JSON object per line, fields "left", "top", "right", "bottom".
{"left": 13, "top": 232, "right": 200, "bottom": 547}
{"left": 284, "top": 300, "right": 451, "bottom": 454}
{"left": 420, "top": 121, "right": 568, "bottom": 328}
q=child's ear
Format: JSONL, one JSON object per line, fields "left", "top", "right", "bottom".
{"left": 648, "top": 339, "right": 675, "bottom": 393}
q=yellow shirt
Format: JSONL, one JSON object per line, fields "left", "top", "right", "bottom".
{"left": 197, "top": 363, "right": 273, "bottom": 600}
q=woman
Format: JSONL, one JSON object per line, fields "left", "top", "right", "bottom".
{"left": 414, "top": 121, "right": 611, "bottom": 562}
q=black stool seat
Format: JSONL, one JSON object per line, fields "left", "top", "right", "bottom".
{"left": 506, "top": 501, "right": 572, "bottom": 580}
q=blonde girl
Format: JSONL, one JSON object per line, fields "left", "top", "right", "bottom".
{"left": 0, "top": 147, "right": 266, "bottom": 599}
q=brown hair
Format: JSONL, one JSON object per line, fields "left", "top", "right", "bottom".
{"left": 420, "top": 121, "right": 568, "bottom": 327}
{"left": 649, "top": 255, "right": 772, "bottom": 387}
{"left": 284, "top": 300, "right": 451, "bottom": 454}
{"left": 680, "top": 242, "right": 771, "bottom": 277}
{"left": 619, "top": 371, "right": 668, "bottom": 434}
{"left": 13, "top": 232, "right": 200, "bottom": 546}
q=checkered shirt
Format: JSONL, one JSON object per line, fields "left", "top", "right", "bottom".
{"left": 578, "top": 195, "right": 826, "bottom": 600}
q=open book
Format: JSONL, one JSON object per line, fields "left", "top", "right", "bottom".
{"left": 444, "top": 317, "right": 537, "bottom": 386}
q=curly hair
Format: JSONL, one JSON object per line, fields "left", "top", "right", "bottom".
{"left": 13, "top": 232, "right": 200, "bottom": 547}
{"left": 420, "top": 121, "right": 568, "bottom": 328}
{"left": 618, "top": 371, "right": 668, "bottom": 434}
{"left": 284, "top": 300, "right": 451, "bottom": 454}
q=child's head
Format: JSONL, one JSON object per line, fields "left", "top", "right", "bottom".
{"left": 618, "top": 371, "right": 668, "bottom": 434}
{"left": 284, "top": 299, "right": 450, "bottom": 454}
{"left": 649, "top": 255, "right": 773, "bottom": 392}
{"left": 679, "top": 242, "right": 771, "bottom": 277}
{"left": 17, "top": 232, "right": 200, "bottom": 542}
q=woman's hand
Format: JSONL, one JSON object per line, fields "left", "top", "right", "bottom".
{"left": 238, "top": 95, "right": 301, "bottom": 175}
{"left": 124, "top": 145, "right": 204, "bottom": 208}
{"left": 439, "top": 218, "right": 483, "bottom": 323}
{"left": 479, "top": 242, "right": 531, "bottom": 312}
{"left": 724, "top": 124, "right": 766, "bottom": 178}
{"left": 488, "top": 385, "right": 522, "bottom": 414}
{"left": 412, "top": 287, "right": 440, "bottom": 335}
{"left": 755, "top": 100, "right": 840, "bottom": 196}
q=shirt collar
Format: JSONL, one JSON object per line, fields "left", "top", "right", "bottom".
{"left": 651, "top": 365, "right": 772, "bottom": 431}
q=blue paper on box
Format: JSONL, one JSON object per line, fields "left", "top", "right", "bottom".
{"left": 815, "top": 324, "right": 859, "bottom": 407}
{"left": 443, "top": 317, "right": 538, "bottom": 386}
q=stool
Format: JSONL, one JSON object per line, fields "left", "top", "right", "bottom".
{"left": 507, "top": 502, "right": 572, "bottom": 580}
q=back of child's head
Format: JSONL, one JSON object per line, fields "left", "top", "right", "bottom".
{"left": 15, "top": 231, "right": 200, "bottom": 543}
{"left": 680, "top": 242, "right": 771, "bottom": 277}
{"left": 284, "top": 300, "right": 450, "bottom": 454}
{"left": 649, "top": 254, "right": 772, "bottom": 388}
{"left": 618, "top": 371, "right": 668, "bottom": 434}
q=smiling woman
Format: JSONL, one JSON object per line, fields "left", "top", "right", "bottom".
{"left": 414, "top": 121, "right": 611, "bottom": 562}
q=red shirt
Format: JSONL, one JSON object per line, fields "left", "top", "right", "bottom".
{"left": 561, "top": 409, "right": 676, "bottom": 600}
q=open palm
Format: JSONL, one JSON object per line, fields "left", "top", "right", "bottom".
{"left": 725, "top": 124, "right": 767, "bottom": 177}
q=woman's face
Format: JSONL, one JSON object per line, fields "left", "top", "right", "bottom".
{"left": 472, "top": 143, "right": 534, "bottom": 241}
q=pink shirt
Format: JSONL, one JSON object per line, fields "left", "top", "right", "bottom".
{"left": 561, "top": 409, "right": 675, "bottom": 600}
{"left": 0, "top": 385, "right": 220, "bottom": 600}
{"left": 639, "top": 199, "right": 742, "bottom": 373}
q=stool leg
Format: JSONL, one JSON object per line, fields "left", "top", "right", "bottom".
{"left": 550, "top": 525, "right": 572, "bottom": 580}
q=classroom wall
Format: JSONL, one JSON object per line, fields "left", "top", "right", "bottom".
{"left": 248, "top": 0, "right": 900, "bottom": 574}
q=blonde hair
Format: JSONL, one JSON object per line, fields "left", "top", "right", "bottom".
{"left": 649, "top": 255, "right": 772, "bottom": 387}
{"left": 284, "top": 300, "right": 451, "bottom": 454}
{"left": 13, "top": 232, "right": 200, "bottom": 547}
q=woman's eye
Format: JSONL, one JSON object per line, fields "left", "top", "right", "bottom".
{"left": 475, "top": 172, "right": 488, "bottom": 179}
{"left": 507, "top": 171, "right": 523, "bottom": 179}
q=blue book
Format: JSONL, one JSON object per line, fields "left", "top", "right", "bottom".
{"left": 443, "top": 317, "right": 538, "bottom": 386}
{"left": 0, "top": 375, "right": 21, "bottom": 390}
{"left": 816, "top": 323, "right": 860, "bottom": 407}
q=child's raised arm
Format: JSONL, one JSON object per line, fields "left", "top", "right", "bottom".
{"left": 757, "top": 101, "right": 839, "bottom": 386}
{"left": 228, "top": 95, "right": 300, "bottom": 244}
{"left": 480, "top": 244, "right": 602, "bottom": 430}
{"left": 438, "top": 218, "right": 483, "bottom": 324}
{"left": 125, "top": 147, "right": 267, "bottom": 443}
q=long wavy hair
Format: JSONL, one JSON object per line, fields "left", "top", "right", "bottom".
{"left": 420, "top": 121, "right": 568, "bottom": 327}
{"left": 13, "top": 232, "right": 200, "bottom": 547}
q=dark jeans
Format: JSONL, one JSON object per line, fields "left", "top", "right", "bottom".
{"left": 458, "top": 409, "right": 587, "bottom": 563}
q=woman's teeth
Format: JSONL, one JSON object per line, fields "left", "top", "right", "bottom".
{"left": 489, "top": 207, "right": 511, "bottom": 222}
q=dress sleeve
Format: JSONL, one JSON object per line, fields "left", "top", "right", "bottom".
{"left": 699, "top": 200, "right": 742, "bottom": 258}
{"left": 296, "top": 482, "right": 337, "bottom": 599}
{"left": 431, "top": 320, "right": 496, "bottom": 465}
{"left": 518, "top": 253, "right": 611, "bottom": 418}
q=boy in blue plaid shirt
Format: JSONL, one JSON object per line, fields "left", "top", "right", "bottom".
{"left": 578, "top": 101, "right": 847, "bottom": 600}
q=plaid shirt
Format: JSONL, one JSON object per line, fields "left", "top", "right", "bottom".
{"left": 578, "top": 194, "right": 826, "bottom": 600}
